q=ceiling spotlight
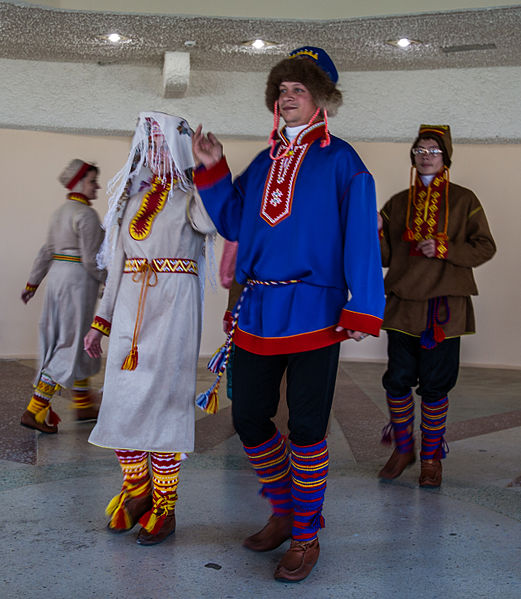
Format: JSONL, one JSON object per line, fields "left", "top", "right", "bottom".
{"left": 184, "top": 40, "right": 196, "bottom": 47}
{"left": 386, "top": 37, "right": 421, "bottom": 49}
{"left": 240, "top": 39, "right": 279, "bottom": 50}
{"left": 97, "top": 33, "right": 130, "bottom": 43}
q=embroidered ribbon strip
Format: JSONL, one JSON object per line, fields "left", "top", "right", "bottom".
{"left": 129, "top": 176, "right": 176, "bottom": 241}
{"left": 123, "top": 258, "right": 198, "bottom": 276}
{"left": 52, "top": 253, "right": 81, "bottom": 263}
{"left": 403, "top": 167, "right": 450, "bottom": 258}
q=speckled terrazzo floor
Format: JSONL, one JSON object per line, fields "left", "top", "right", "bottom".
{"left": 1, "top": 359, "right": 520, "bottom": 599}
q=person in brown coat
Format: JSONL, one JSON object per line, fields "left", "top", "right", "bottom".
{"left": 377, "top": 124, "right": 496, "bottom": 487}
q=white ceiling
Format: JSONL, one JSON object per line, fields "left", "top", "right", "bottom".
{"left": 1, "top": 1, "right": 520, "bottom": 72}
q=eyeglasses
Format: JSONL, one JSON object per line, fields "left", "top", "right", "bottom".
{"left": 412, "top": 148, "right": 443, "bottom": 157}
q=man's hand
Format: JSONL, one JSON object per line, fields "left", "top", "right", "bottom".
{"left": 192, "top": 125, "right": 224, "bottom": 169}
{"left": 417, "top": 239, "right": 436, "bottom": 258}
{"left": 84, "top": 329, "right": 103, "bottom": 359}
{"left": 335, "top": 326, "right": 369, "bottom": 342}
{"left": 377, "top": 212, "right": 383, "bottom": 232}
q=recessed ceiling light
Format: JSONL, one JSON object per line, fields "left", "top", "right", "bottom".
{"left": 97, "top": 33, "right": 130, "bottom": 43}
{"left": 184, "top": 40, "right": 196, "bottom": 47}
{"left": 240, "top": 39, "right": 279, "bottom": 50}
{"left": 386, "top": 38, "right": 421, "bottom": 49}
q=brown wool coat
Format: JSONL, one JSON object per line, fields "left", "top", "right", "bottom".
{"left": 380, "top": 181, "right": 496, "bottom": 337}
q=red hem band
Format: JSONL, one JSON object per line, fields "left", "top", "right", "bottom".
{"left": 234, "top": 326, "right": 347, "bottom": 356}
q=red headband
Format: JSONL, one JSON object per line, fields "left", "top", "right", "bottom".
{"left": 66, "top": 162, "right": 92, "bottom": 190}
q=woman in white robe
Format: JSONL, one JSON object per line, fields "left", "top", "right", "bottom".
{"left": 84, "top": 112, "right": 215, "bottom": 546}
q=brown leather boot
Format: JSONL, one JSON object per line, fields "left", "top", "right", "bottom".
{"left": 20, "top": 410, "right": 58, "bottom": 434}
{"left": 419, "top": 460, "right": 442, "bottom": 488}
{"left": 75, "top": 404, "right": 99, "bottom": 422}
{"left": 136, "top": 513, "right": 176, "bottom": 546}
{"left": 274, "top": 538, "right": 320, "bottom": 582}
{"left": 243, "top": 514, "right": 293, "bottom": 552}
{"left": 107, "top": 494, "right": 153, "bottom": 534}
{"left": 378, "top": 447, "right": 415, "bottom": 480}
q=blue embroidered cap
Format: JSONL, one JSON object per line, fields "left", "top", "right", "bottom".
{"left": 289, "top": 47, "right": 339, "bottom": 84}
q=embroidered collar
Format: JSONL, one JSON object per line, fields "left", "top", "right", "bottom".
{"left": 67, "top": 193, "right": 91, "bottom": 206}
{"left": 129, "top": 175, "right": 176, "bottom": 241}
{"left": 278, "top": 121, "right": 327, "bottom": 149}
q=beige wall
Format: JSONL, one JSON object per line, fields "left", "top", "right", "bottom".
{"left": 1, "top": 129, "right": 517, "bottom": 367}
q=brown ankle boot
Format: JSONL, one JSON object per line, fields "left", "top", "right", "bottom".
{"left": 243, "top": 513, "right": 293, "bottom": 552}
{"left": 20, "top": 410, "right": 58, "bottom": 434}
{"left": 136, "top": 513, "right": 176, "bottom": 546}
{"left": 274, "top": 538, "right": 320, "bottom": 582}
{"left": 107, "top": 494, "right": 153, "bottom": 533}
{"left": 378, "top": 447, "right": 415, "bottom": 480}
{"left": 419, "top": 460, "right": 442, "bottom": 488}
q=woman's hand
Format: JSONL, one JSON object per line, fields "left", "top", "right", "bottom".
{"left": 84, "top": 329, "right": 103, "bottom": 358}
{"left": 21, "top": 289, "right": 35, "bottom": 304}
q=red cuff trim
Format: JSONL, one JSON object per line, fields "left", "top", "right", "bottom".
{"left": 338, "top": 310, "right": 382, "bottom": 337}
{"left": 91, "top": 316, "right": 111, "bottom": 336}
{"left": 25, "top": 283, "right": 38, "bottom": 292}
{"left": 194, "top": 157, "right": 230, "bottom": 190}
{"left": 223, "top": 311, "right": 233, "bottom": 326}
{"left": 234, "top": 326, "right": 347, "bottom": 356}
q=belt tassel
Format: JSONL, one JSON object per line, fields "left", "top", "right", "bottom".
{"left": 121, "top": 262, "right": 157, "bottom": 371}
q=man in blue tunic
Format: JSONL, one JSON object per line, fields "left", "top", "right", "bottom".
{"left": 193, "top": 47, "right": 385, "bottom": 582}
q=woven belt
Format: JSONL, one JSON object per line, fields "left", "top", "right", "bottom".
{"left": 124, "top": 258, "right": 198, "bottom": 276}
{"left": 53, "top": 254, "right": 81, "bottom": 263}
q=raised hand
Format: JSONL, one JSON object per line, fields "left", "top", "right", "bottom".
{"left": 192, "top": 124, "right": 223, "bottom": 168}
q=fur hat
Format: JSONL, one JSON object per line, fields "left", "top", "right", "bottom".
{"left": 58, "top": 159, "right": 97, "bottom": 190}
{"left": 411, "top": 124, "right": 453, "bottom": 168}
{"left": 265, "top": 47, "right": 342, "bottom": 116}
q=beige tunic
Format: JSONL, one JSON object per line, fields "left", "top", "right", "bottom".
{"left": 380, "top": 182, "right": 496, "bottom": 337}
{"left": 27, "top": 197, "right": 105, "bottom": 387}
{"left": 88, "top": 187, "right": 215, "bottom": 453}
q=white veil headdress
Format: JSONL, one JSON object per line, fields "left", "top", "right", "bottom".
{"left": 96, "top": 111, "right": 195, "bottom": 270}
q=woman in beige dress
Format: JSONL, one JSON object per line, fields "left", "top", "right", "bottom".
{"left": 20, "top": 159, "right": 106, "bottom": 434}
{"left": 84, "top": 112, "right": 215, "bottom": 545}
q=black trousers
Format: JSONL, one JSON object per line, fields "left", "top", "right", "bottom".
{"left": 232, "top": 343, "right": 340, "bottom": 447}
{"left": 382, "top": 330, "right": 460, "bottom": 403}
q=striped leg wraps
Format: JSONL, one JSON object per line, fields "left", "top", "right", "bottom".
{"left": 383, "top": 392, "right": 415, "bottom": 453}
{"left": 139, "top": 452, "right": 182, "bottom": 534}
{"left": 243, "top": 430, "right": 292, "bottom": 516}
{"left": 71, "top": 378, "right": 95, "bottom": 410}
{"left": 107, "top": 450, "right": 152, "bottom": 529}
{"left": 290, "top": 439, "right": 329, "bottom": 542}
{"left": 421, "top": 397, "right": 449, "bottom": 460}
{"left": 26, "top": 372, "right": 61, "bottom": 425}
